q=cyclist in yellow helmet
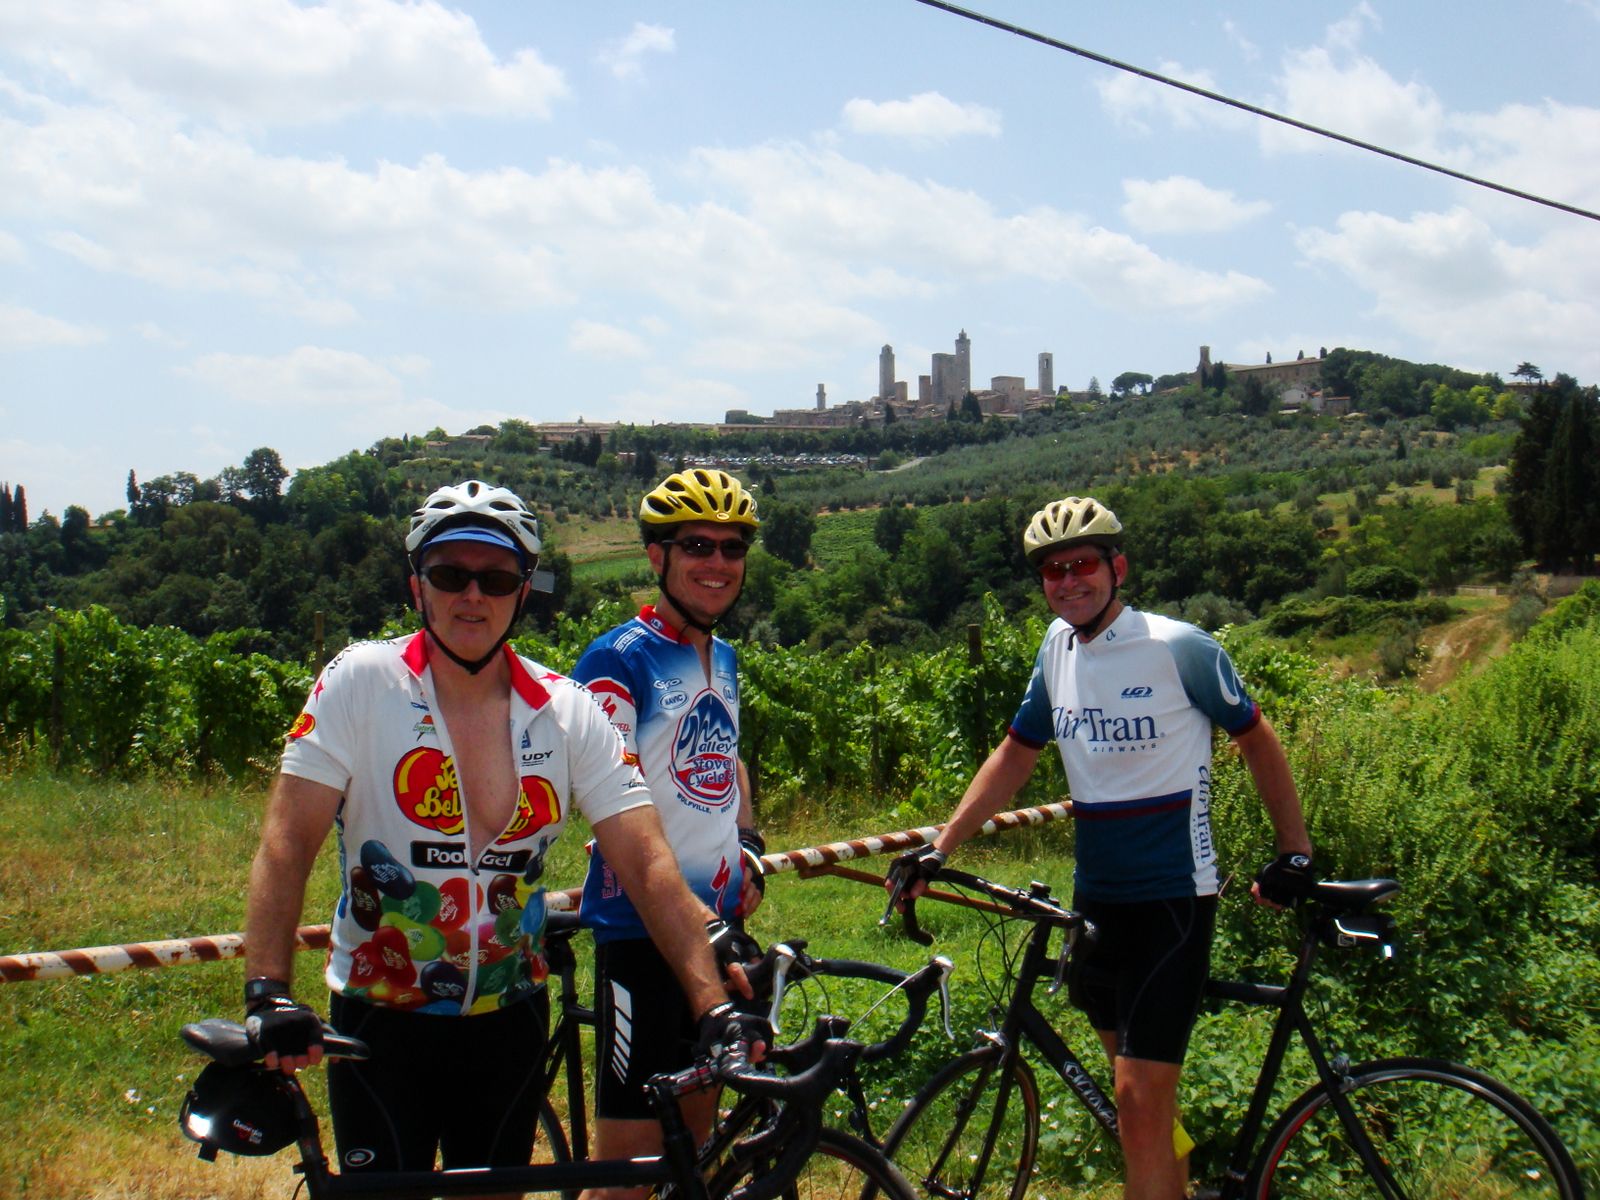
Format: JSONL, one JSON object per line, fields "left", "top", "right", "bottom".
{"left": 572, "top": 468, "right": 765, "bottom": 1199}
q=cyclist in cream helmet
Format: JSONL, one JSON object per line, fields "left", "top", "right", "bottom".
{"left": 892, "top": 493, "right": 1313, "bottom": 1200}
{"left": 1021, "top": 495, "right": 1125, "bottom": 641}
{"left": 243, "top": 478, "right": 760, "bottom": 1178}
{"left": 574, "top": 468, "right": 764, "bottom": 1198}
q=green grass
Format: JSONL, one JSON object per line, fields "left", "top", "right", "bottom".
{"left": 0, "top": 765, "right": 1079, "bottom": 1198}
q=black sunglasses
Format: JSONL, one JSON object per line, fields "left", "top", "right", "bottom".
{"left": 663, "top": 536, "right": 751, "bottom": 560}
{"left": 420, "top": 563, "right": 527, "bottom": 596}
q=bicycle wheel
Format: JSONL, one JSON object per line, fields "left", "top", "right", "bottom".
{"left": 708, "top": 1125, "right": 921, "bottom": 1200}
{"left": 880, "top": 1045, "right": 1041, "bottom": 1200}
{"left": 1249, "top": 1057, "right": 1584, "bottom": 1200}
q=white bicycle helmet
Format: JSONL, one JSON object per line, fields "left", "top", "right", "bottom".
{"left": 1022, "top": 496, "right": 1122, "bottom": 566}
{"left": 406, "top": 480, "right": 542, "bottom": 565}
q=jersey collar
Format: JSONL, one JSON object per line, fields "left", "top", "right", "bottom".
{"left": 639, "top": 604, "right": 691, "bottom": 644}
{"left": 401, "top": 631, "right": 552, "bottom": 709}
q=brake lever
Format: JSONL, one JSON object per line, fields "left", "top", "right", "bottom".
{"left": 934, "top": 955, "right": 956, "bottom": 1040}
{"left": 880, "top": 867, "right": 934, "bottom": 945}
{"left": 765, "top": 943, "right": 798, "bottom": 1037}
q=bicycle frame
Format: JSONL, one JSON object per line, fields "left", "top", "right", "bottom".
{"left": 269, "top": 1055, "right": 707, "bottom": 1200}
{"left": 918, "top": 872, "right": 1406, "bottom": 1200}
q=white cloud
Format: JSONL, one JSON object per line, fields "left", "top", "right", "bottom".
{"left": 1222, "top": 20, "right": 1259, "bottom": 60}
{"left": 179, "top": 345, "right": 410, "bottom": 409}
{"left": 690, "top": 143, "right": 1270, "bottom": 314}
{"left": 0, "top": 303, "right": 104, "bottom": 349}
{"left": 841, "top": 92, "right": 1001, "bottom": 142}
{"left": 569, "top": 319, "right": 649, "bottom": 359}
{"left": 606, "top": 369, "right": 749, "bottom": 423}
{"left": 0, "top": 0, "right": 568, "bottom": 126}
{"left": 1296, "top": 206, "right": 1600, "bottom": 379}
{"left": 1121, "top": 176, "right": 1271, "bottom": 234}
{"left": 1095, "top": 61, "right": 1244, "bottom": 134}
{"left": 133, "top": 320, "right": 187, "bottom": 348}
{"left": 1267, "top": 44, "right": 1448, "bottom": 159}
{"left": 600, "top": 22, "right": 675, "bottom": 80}
{"left": 0, "top": 231, "right": 23, "bottom": 262}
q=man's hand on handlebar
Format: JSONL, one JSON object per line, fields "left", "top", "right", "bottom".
{"left": 1252, "top": 851, "right": 1317, "bottom": 909}
{"left": 697, "top": 1001, "right": 771, "bottom": 1068}
{"left": 707, "top": 917, "right": 761, "bottom": 1000}
{"left": 884, "top": 844, "right": 946, "bottom": 910}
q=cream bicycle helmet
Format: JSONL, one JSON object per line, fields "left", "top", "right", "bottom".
{"left": 1022, "top": 496, "right": 1123, "bottom": 566}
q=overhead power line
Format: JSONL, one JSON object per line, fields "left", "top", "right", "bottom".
{"left": 911, "top": 0, "right": 1600, "bottom": 225}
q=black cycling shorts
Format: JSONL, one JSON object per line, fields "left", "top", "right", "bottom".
{"left": 1068, "top": 893, "right": 1218, "bottom": 1065}
{"left": 593, "top": 937, "right": 698, "bottom": 1120}
{"left": 327, "top": 988, "right": 549, "bottom": 1172}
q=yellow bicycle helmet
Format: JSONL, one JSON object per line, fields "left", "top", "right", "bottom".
{"left": 1022, "top": 496, "right": 1123, "bottom": 565}
{"left": 639, "top": 469, "right": 759, "bottom": 539}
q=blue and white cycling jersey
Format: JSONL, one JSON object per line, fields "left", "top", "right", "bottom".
{"left": 1009, "top": 607, "right": 1260, "bottom": 903}
{"left": 573, "top": 606, "right": 744, "bottom": 942}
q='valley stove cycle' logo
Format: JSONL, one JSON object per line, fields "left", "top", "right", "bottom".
{"left": 671, "top": 693, "right": 738, "bottom": 809}
{"left": 392, "top": 748, "right": 562, "bottom": 843}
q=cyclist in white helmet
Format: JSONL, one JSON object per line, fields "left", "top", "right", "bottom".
{"left": 889, "top": 495, "right": 1313, "bottom": 1200}
{"left": 243, "top": 479, "right": 762, "bottom": 1178}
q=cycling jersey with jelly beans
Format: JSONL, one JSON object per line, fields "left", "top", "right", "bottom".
{"left": 280, "top": 633, "right": 651, "bottom": 1014}
{"left": 1008, "top": 607, "right": 1261, "bottom": 903}
{"left": 573, "top": 606, "right": 745, "bottom": 943}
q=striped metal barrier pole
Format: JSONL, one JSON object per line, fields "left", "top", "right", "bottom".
{"left": 0, "top": 802, "right": 1070, "bottom": 983}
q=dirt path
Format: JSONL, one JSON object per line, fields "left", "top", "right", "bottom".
{"left": 1417, "top": 601, "right": 1513, "bottom": 692}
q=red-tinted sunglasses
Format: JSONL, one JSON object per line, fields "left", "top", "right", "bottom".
{"left": 1038, "top": 554, "right": 1106, "bottom": 582}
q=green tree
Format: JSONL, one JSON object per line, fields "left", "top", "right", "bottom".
{"left": 762, "top": 499, "right": 816, "bottom": 568}
{"left": 1506, "top": 376, "right": 1600, "bottom": 571}
{"left": 874, "top": 505, "right": 918, "bottom": 557}
{"left": 1111, "top": 371, "right": 1154, "bottom": 397}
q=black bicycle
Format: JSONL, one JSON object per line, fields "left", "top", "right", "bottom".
{"left": 178, "top": 911, "right": 948, "bottom": 1200}
{"left": 179, "top": 1009, "right": 915, "bottom": 1200}
{"left": 880, "top": 867, "right": 1584, "bottom": 1200}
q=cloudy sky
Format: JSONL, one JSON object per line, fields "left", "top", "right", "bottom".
{"left": 4, "top": 1, "right": 1599, "bottom": 519}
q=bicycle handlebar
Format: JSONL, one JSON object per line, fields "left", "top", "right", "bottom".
{"left": 746, "top": 940, "right": 953, "bottom": 1061}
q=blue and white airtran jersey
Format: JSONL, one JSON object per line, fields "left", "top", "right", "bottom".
{"left": 573, "top": 606, "right": 745, "bottom": 943}
{"left": 1009, "top": 607, "right": 1261, "bottom": 903}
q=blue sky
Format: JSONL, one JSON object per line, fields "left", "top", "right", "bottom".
{"left": 4, "top": 1, "right": 1599, "bottom": 519}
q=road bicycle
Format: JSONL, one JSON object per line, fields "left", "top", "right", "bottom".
{"left": 178, "top": 911, "right": 949, "bottom": 1200}
{"left": 879, "top": 867, "right": 1584, "bottom": 1200}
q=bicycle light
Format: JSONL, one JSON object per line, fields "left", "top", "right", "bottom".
{"left": 179, "top": 1062, "right": 298, "bottom": 1159}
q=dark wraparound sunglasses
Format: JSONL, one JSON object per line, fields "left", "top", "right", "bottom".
{"left": 420, "top": 564, "right": 527, "bottom": 596}
{"left": 1038, "top": 553, "right": 1106, "bottom": 582}
{"left": 662, "top": 536, "right": 751, "bottom": 560}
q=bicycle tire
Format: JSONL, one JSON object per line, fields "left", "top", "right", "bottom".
{"left": 708, "top": 1125, "right": 920, "bottom": 1200}
{"left": 1248, "top": 1056, "right": 1584, "bottom": 1200}
{"left": 880, "top": 1044, "right": 1042, "bottom": 1200}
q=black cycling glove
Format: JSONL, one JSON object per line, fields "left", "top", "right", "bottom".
{"left": 1254, "top": 852, "right": 1317, "bottom": 906}
{"left": 887, "top": 844, "right": 947, "bottom": 895}
{"left": 695, "top": 1001, "right": 772, "bottom": 1065}
{"left": 738, "top": 826, "right": 767, "bottom": 899}
{"left": 244, "top": 981, "right": 324, "bottom": 1061}
{"left": 705, "top": 917, "right": 763, "bottom": 974}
